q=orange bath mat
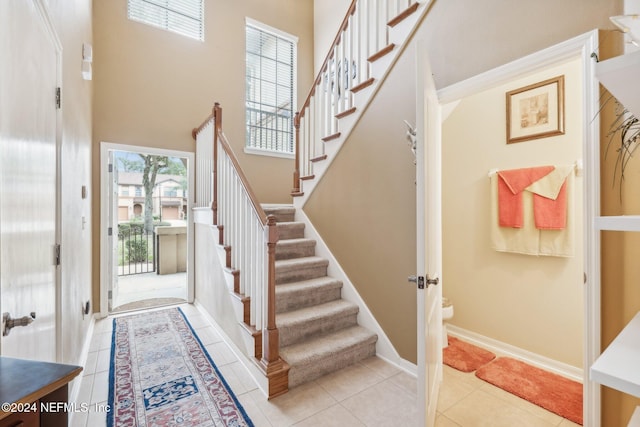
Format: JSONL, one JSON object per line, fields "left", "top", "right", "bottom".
{"left": 443, "top": 336, "right": 496, "bottom": 373}
{"left": 475, "top": 357, "right": 583, "bottom": 425}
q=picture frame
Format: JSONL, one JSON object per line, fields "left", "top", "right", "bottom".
{"left": 506, "top": 75, "right": 565, "bottom": 144}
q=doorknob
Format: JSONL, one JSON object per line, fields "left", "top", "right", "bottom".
{"left": 408, "top": 275, "right": 439, "bottom": 289}
{"left": 426, "top": 274, "right": 439, "bottom": 286}
{"left": 2, "top": 312, "right": 36, "bottom": 336}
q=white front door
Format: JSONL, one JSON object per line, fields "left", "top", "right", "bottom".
{"left": 108, "top": 151, "right": 120, "bottom": 311}
{"left": 0, "top": 0, "right": 59, "bottom": 360}
{"left": 416, "top": 41, "right": 442, "bottom": 426}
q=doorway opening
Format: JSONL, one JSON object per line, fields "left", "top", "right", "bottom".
{"left": 100, "top": 143, "right": 195, "bottom": 315}
{"left": 435, "top": 31, "right": 600, "bottom": 424}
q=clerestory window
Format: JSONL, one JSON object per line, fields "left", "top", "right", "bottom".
{"left": 128, "top": 0, "right": 204, "bottom": 41}
{"left": 245, "top": 19, "right": 298, "bottom": 157}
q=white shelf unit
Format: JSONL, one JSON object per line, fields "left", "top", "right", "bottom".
{"left": 591, "top": 215, "right": 640, "bottom": 426}
{"left": 594, "top": 45, "right": 640, "bottom": 427}
{"left": 590, "top": 311, "right": 640, "bottom": 398}
{"left": 595, "top": 215, "right": 640, "bottom": 232}
{"left": 595, "top": 49, "right": 640, "bottom": 120}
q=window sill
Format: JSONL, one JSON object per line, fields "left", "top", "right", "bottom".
{"left": 244, "top": 147, "right": 295, "bottom": 160}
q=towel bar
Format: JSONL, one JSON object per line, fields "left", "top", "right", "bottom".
{"left": 488, "top": 160, "right": 583, "bottom": 178}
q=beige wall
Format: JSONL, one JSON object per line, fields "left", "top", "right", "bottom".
{"left": 305, "top": 28, "right": 420, "bottom": 363}
{"left": 420, "top": 0, "right": 620, "bottom": 89}
{"left": 47, "top": 0, "right": 94, "bottom": 366}
{"left": 92, "top": 0, "right": 314, "bottom": 311}
{"left": 442, "top": 58, "right": 584, "bottom": 367}
{"left": 313, "top": 0, "right": 350, "bottom": 74}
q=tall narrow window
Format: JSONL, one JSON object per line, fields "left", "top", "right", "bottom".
{"left": 128, "top": 0, "right": 204, "bottom": 41}
{"left": 245, "top": 19, "right": 297, "bottom": 156}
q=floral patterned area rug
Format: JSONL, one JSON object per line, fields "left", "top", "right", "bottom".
{"left": 107, "top": 307, "right": 254, "bottom": 427}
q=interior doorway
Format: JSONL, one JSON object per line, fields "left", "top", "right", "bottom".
{"left": 435, "top": 31, "right": 600, "bottom": 424}
{"left": 100, "top": 143, "right": 195, "bottom": 315}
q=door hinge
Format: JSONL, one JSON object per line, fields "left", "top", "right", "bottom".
{"left": 54, "top": 244, "right": 61, "bottom": 266}
{"left": 55, "top": 87, "right": 61, "bottom": 109}
{"left": 108, "top": 227, "right": 113, "bottom": 236}
{"left": 108, "top": 163, "right": 113, "bottom": 173}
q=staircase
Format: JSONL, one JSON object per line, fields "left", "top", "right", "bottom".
{"left": 193, "top": 0, "right": 432, "bottom": 399}
{"left": 263, "top": 204, "right": 378, "bottom": 387}
{"left": 292, "top": 0, "right": 432, "bottom": 204}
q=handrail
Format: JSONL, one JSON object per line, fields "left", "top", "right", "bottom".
{"left": 192, "top": 112, "right": 214, "bottom": 140}
{"left": 213, "top": 103, "right": 268, "bottom": 225}
{"left": 293, "top": 0, "right": 418, "bottom": 197}
{"left": 298, "top": 0, "right": 357, "bottom": 117}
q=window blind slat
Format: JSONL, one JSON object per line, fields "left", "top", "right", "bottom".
{"left": 245, "top": 23, "right": 296, "bottom": 154}
{"left": 128, "top": 0, "right": 203, "bottom": 41}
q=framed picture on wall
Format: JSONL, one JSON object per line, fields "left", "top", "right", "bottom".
{"left": 506, "top": 75, "right": 565, "bottom": 144}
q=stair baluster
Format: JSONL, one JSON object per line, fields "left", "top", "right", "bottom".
{"left": 193, "top": 103, "right": 289, "bottom": 398}
{"left": 292, "top": 0, "right": 428, "bottom": 199}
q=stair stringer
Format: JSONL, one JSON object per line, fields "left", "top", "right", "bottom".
{"left": 294, "top": 0, "right": 434, "bottom": 208}
{"left": 294, "top": 208, "right": 418, "bottom": 376}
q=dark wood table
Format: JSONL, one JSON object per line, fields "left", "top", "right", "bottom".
{"left": 0, "top": 357, "right": 82, "bottom": 426}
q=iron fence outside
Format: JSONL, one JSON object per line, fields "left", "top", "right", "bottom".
{"left": 117, "top": 223, "right": 156, "bottom": 276}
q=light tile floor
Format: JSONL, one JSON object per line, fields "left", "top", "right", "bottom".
{"left": 70, "top": 303, "right": 582, "bottom": 427}
{"left": 114, "top": 272, "right": 187, "bottom": 308}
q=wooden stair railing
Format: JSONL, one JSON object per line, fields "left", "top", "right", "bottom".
{"left": 292, "top": 0, "right": 423, "bottom": 197}
{"left": 193, "top": 103, "right": 289, "bottom": 398}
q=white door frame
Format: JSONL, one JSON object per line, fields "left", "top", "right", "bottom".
{"left": 100, "top": 142, "right": 196, "bottom": 318}
{"left": 437, "top": 30, "right": 601, "bottom": 426}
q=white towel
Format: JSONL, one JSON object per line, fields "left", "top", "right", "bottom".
{"left": 490, "top": 168, "right": 574, "bottom": 257}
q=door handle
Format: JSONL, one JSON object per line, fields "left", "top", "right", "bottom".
{"left": 408, "top": 275, "right": 439, "bottom": 289}
{"left": 426, "top": 274, "right": 439, "bottom": 286}
{"left": 2, "top": 312, "right": 36, "bottom": 337}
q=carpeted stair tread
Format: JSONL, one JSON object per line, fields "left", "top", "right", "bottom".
{"left": 262, "top": 204, "right": 296, "bottom": 222}
{"left": 253, "top": 204, "right": 379, "bottom": 390}
{"left": 280, "top": 325, "right": 378, "bottom": 387}
{"left": 276, "top": 238, "right": 317, "bottom": 260}
{"left": 275, "top": 277, "right": 343, "bottom": 313}
{"left": 277, "top": 300, "right": 359, "bottom": 347}
{"left": 276, "top": 221, "right": 305, "bottom": 240}
{"left": 275, "top": 256, "right": 329, "bottom": 284}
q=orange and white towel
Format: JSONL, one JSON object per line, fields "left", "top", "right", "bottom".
{"left": 526, "top": 165, "right": 574, "bottom": 230}
{"left": 490, "top": 165, "right": 575, "bottom": 257}
{"left": 497, "top": 166, "right": 554, "bottom": 228}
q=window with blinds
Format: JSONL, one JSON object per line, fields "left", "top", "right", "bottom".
{"left": 245, "top": 20, "right": 297, "bottom": 156}
{"left": 128, "top": 0, "right": 204, "bottom": 41}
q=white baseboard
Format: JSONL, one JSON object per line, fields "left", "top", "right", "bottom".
{"left": 447, "top": 324, "right": 583, "bottom": 382}
{"left": 192, "top": 300, "right": 268, "bottom": 398}
{"left": 68, "top": 314, "right": 97, "bottom": 425}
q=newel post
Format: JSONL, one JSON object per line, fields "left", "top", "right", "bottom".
{"left": 262, "top": 214, "right": 280, "bottom": 364}
{"left": 292, "top": 112, "right": 301, "bottom": 195}
{"left": 260, "top": 214, "right": 289, "bottom": 397}
{"left": 212, "top": 103, "right": 221, "bottom": 226}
